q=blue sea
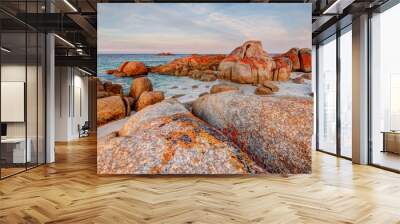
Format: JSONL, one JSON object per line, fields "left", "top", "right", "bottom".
{"left": 97, "top": 54, "right": 221, "bottom": 102}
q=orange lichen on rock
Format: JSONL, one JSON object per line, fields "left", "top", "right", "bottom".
{"left": 193, "top": 92, "right": 313, "bottom": 174}
{"left": 218, "top": 40, "right": 275, "bottom": 84}
{"left": 282, "top": 48, "right": 301, "bottom": 71}
{"left": 98, "top": 99, "right": 264, "bottom": 174}
{"left": 151, "top": 54, "right": 225, "bottom": 77}
{"left": 299, "top": 48, "right": 311, "bottom": 73}
{"left": 118, "top": 61, "right": 148, "bottom": 77}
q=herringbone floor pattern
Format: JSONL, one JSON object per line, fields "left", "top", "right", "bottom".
{"left": 1, "top": 136, "right": 400, "bottom": 224}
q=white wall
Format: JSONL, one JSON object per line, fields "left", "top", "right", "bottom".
{"left": 1, "top": 63, "right": 46, "bottom": 164}
{"left": 1, "top": 64, "right": 26, "bottom": 138}
{"left": 54, "top": 67, "right": 89, "bottom": 141}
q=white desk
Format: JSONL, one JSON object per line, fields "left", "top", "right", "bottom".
{"left": 1, "top": 138, "right": 31, "bottom": 163}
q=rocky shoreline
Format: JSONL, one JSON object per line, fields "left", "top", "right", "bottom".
{"left": 97, "top": 40, "right": 313, "bottom": 174}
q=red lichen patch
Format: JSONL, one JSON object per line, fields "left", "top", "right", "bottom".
{"left": 282, "top": 48, "right": 300, "bottom": 71}
{"left": 223, "top": 126, "right": 242, "bottom": 148}
{"left": 299, "top": 48, "right": 311, "bottom": 72}
{"left": 223, "top": 55, "right": 239, "bottom": 63}
{"left": 150, "top": 54, "right": 225, "bottom": 76}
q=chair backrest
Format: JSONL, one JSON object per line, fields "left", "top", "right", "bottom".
{"left": 82, "top": 121, "right": 90, "bottom": 129}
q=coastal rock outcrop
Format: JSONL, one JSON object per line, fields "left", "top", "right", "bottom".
{"left": 282, "top": 48, "right": 301, "bottom": 71}
{"left": 97, "top": 100, "right": 263, "bottom": 174}
{"left": 118, "top": 61, "right": 148, "bottom": 77}
{"left": 97, "top": 96, "right": 127, "bottom": 126}
{"left": 192, "top": 92, "right": 313, "bottom": 174}
{"left": 151, "top": 54, "right": 225, "bottom": 77}
{"left": 299, "top": 48, "right": 312, "bottom": 73}
{"left": 218, "top": 41, "right": 275, "bottom": 84}
{"left": 105, "top": 61, "right": 148, "bottom": 77}
{"left": 189, "top": 70, "right": 218, "bottom": 81}
{"left": 157, "top": 52, "right": 174, "bottom": 56}
{"left": 97, "top": 79, "right": 123, "bottom": 98}
{"left": 106, "top": 69, "right": 117, "bottom": 75}
{"left": 129, "top": 77, "right": 153, "bottom": 100}
{"left": 272, "top": 56, "right": 292, "bottom": 81}
{"left": 135, "top": 91, "right": 165, "bottom": 111}
{"left": 148, "top": 41, "right": 312, "bottom": 83}
{"left": 104, "top": 81, "right": 123, "bottom": 95}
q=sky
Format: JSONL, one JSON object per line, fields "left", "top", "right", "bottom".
{"left": 98, "top": 3, "right": 311, "bottom": 54}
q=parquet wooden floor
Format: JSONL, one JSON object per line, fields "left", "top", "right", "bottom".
{"left": 1, "top": 136, "right": 400, "bottom": 224}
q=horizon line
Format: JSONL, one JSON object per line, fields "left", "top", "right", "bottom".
{"left": 97, "top": 52, "right": 285, "bottom": 55}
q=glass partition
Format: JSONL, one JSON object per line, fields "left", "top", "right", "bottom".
{"left": 0, "top": 1, "right": 46, "bottom": 179}
{"left": 27, "top": 31, "right": 38, "bottom": 169}
{"left": 339, "top": 26, "right": 352, "bottom": 158}
{"left": 1, "top": 31, "right": 28, "bottom": 177}
{"left": 38, "top": 32, "right": 46, "bottom": 165}
{"left": 317, "top": 35, "right": 337, "bottom": 154}
{"left": 370, "top": 3, "right": 400, "bottom": 171}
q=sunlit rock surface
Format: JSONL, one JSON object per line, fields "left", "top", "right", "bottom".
{"left": 97, "top": 100, "right": 264, "bottom": 174}
{"left": 192, "top": 92, "right": 313, "bottom": 174}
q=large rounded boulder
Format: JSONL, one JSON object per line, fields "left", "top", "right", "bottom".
{"left": 118, "top": 61, "right": 148, "bottom": 77}
{"left": 135, "top": 91, "right": 165, "bottom": 111}
{"left": 97, "top": 96, "right": 127, "bottom": 126}
{"left": 97, "top": 99, "right": 263, "bottom": 174}
{"left": 129, "top": 77, "right": 153, "bottom": 100}
{"left": 192, "top": 92, "right": 313, "bottom": 174}
{"left": 218, "top": 40, "right": 275, "bottom": 84}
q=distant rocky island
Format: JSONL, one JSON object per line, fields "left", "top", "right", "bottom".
{"left": 97, "top": 40, "right": 313, "bottom": 175}
{"left": 156, "top": 52, "right": 174, "bottom": 56}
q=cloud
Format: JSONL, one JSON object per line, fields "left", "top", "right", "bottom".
{"left": 98, "top": 3, "right": 311, "bottom": 54}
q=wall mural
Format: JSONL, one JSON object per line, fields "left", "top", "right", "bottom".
{"left": 97, "top": 3, "right": 313, "bottom": 174}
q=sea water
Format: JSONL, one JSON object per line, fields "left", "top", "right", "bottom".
{"left": 97, "top": 54, "right": 220, "bottom": 103}
{"left": 97, "top": 54, "right": 312, "bottom": 103}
